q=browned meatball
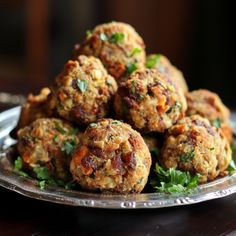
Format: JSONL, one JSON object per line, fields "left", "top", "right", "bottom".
{"left": 114, "top": 68, "right": 187, "bottom": 132}
{"left": 70, "top": 119, "right": 151, "bottom": 193}
{"left": 48, "top": 55, "right": 117, "bottom": 125}
{"left": 74, "top": 22, "right": 146, "bottom": 80}
{"left": 16, "top": 87, "right": 51, "bottom": 130}
{"left": 186, "top": 89, "right": 232, "bottom": 142}
{"left": 160, "top": 115, "right": 231, "bottom": 183}
{"left": 146, "top": 54, "right": 188, "bottom": 93}
{"left": 17, "top": 118, "right": 81, "bottom": 181}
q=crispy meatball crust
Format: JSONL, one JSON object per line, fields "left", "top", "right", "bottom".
{"left": 160, "top": 115, "right": 231, "bottom": 183}
{"left": 146, "top": 54, "right": 188, "bottom": 93}
{"left": 17, "top": 118, "right": 80, "bottom": 181}
{"left": 114, "top": 68, "right": 187, "bottom": 132}
{"left": 186, "top": 89, "right": 232, "bottom": 142}
{"left": 74, "top": 22, "right": 146, "bottom": 80}
{"left": 49, "top": 55, "right": 117, "bottom": 125}
{"left": 17, "top": 88, "right": 51, "bottom": 130}
{"left": 70, "top": 119, "right": 151, "bottom": 193}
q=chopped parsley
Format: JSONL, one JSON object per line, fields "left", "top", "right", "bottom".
{"left": 76, "top": 79, "right": 88, "bottom": 93}
{"left": 110, "top": 32, "right": 124, "bottom": 43}
{"left": 100, "top": 33, "right": 108, "bottom": 41}
{"left": 33, "top": 166, "right": 51, "bottom": 180}
{"left": 130, "top": 80, "right": 136, "bottom": 94}
{"left": 14, "top": 156, "right": 29, "bottom": 177}
{"left": 112, "top": 121, "right": 120, "bottom": 125}
{"left": 106, "top": 78, "right": 113, "bottom": 86}
{"left": 126, "top": 62, "right": 137, "bottom": 75}
{"left": 227, "top": 159, "right": 236, "bottom": 174}
{"left": 145, "top": 54, "right": 161, "bottom": 69}
{"left": 130, "top": 48, "right": 141, "bottom": 57}
{"left": 39, "top": 180, "right": 46, "bottom": 189}
{"left": 86, "top": 30, "right": 92, "bottom": 37}
{"left": 228, "top": 144, "right": 236, "bottom": 174}
{"left": 166, "top": 102, "right": 182, "bottom": 114}
{"left": 55, "top": 122, "right": 66, "bottom": 135}
{"left": 179, "top": 150, "right": 195, "bottom": 162}
{"left": 53, "top": 135, "right": 59, "bottom": 143}
{"left": 212, "top": 118, "right": 221, "bottom": 128}
{"left": 89, "top": 122, "right": 98, "bottom": 127}
{"left": 150, "top": 163, "right": 199, "bottom": 194}
{"left": 61, "top": 140, "right": 76, "bottom": 155}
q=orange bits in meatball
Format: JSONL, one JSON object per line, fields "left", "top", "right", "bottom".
{"left": 114, "top": 68, "right": 187, "bottom": 132}
{"left": 70, "top": 119, "right": 151, "bottom": 193}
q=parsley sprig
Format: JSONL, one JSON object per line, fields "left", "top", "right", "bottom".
{"left": 145, "top": 54, "right": 161, "bottom": 69}
{"left": 150, "top": 164, "right": 199, "bottom": 194}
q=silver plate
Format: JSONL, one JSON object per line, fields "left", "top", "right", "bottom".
{"left": 1, "top": 106, "right": 236, "bottom": 209}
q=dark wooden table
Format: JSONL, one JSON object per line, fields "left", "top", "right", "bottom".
{"left": 1, "top": 104, "right": 236, "bottom": 236}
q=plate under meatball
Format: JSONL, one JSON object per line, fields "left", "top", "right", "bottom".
{"left": 146, "top": 54, "right": 188, "bottom": 93}
{"left": 74, "top": 22, "right": 146, "bottom": 80}
{"left": 49, "top": 55, "right": 117, "bottom": 125}
{"left": 186, "top": 89, "right": 232, "bottom": 142}
{"left": 70, "top": 119, "right": 151, "bottom": 193}
{"left": 17, "top": 118, "right": 81, "bottom": 181}
{"left": 114, "top": 68, "right": 187, "bottom": 132}
{"left": 160, "top": 115, "right": 232, "bottom": 183}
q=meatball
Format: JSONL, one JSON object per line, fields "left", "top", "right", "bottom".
{"left": 17, "top": 118, "right": 81, "bottom": 181}
{"left": 74, "top": 22, "right": 146, "bottom": 80}
{"left": 146, "top": 54, "right": 188, "bottom": 93}
{"left": 49, "top": 55, "right": 117, "bottom": 125}
{"left": 186, "top": 89, "right": 232, "bottom": 142}
{"left": 70, "top": 119, "right": 151, "bottom": 193}
{"left": 114, "top": 68, "right": 187, "bottom": 132}
{"left": 17, "top": 87, "right": 51, "bottom": 130}
{"left": 160, "top": 115, "right": 232, "bottom": 183}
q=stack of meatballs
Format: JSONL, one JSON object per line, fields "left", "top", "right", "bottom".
{"left": 16, "top": 22, "right": 233, "bottom": 194}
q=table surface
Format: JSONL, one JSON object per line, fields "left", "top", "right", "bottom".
{"left": 1, "top": 105, "right": 236, "bottom": 236}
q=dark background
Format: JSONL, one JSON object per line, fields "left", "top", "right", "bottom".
{"left": 0, "top": 0, "right": 235, "bottom": 108}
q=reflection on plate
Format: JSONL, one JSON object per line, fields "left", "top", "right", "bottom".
{"left": 1, "top": 106, "right": 236, "bottom": 209}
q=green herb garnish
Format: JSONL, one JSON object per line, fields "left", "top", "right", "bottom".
{"left": 33, "top": 166, "right": 51, "bottom": 180}
{"left": 212, "top": 118, "right": 221, "bottom": 128}
{"left": 166, "top": 102, "right": 182, "bottom": 114}
{"left": 110, "top": 32, "right": 124, "bottom": 43}
{"left": 227, "top": 159, "right": 236, "bottom": 174}
{"left": 100, "top": 33, "right": 108, "bottom": 41}
{"left": 76, "top": 79, "right": 88, "bottom": 93}
{"left": 130, "top": 48, "right": 141, "bottom": 57}
{"left": 53, "top": 135, "right": 59, "bottom": 143}
{"left": 126, "top": 63, "right": 137, "bottom": 75}
{"left": 39, "top": 180, "right": 46, "bottom": 189}
{"left": 145, "top": 54, "right": 161, "bottom": 69}
{"left": 90, "top": 123, "right": 98, "bottom": 127}
{"left": 14, "top": 156, "right": 29, "bottom": 177}
{"left": 61, "top": 140, "right": 76, "bottom": 155}
{"left": 130, "top": 80, "right": 136, "bottom": 94}
{"left": 55, "top": 122, "right": 66, "bottom": 135}
{"left": 86, "top": 30, "right": 92, "bottom": 37}
{"left": 179, "top": 150, "right": 195, "bottom": 162}
{"left": 150, "top": 163, "right": 199, "bottom": 194}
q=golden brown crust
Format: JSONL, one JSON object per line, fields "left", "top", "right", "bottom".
{"left": 49, "top": 55, "right": 117, "bottom": 125}
{"left": 74, "top": 22, "right": 146, "bottom": 80}
{"left": 186, "top": 89, "right": 232, "bottom": 142}
{"left": 114, "top": 68, "right": 187, "bottom": 132}
{"left": 17, "top": 118, "right": 81, "bottom": 181}
{"left": 70, "top": 119, "right": 151, "bottom": 193}
{"left": 160, "top": 115, "right": 232, "bottom": 183}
